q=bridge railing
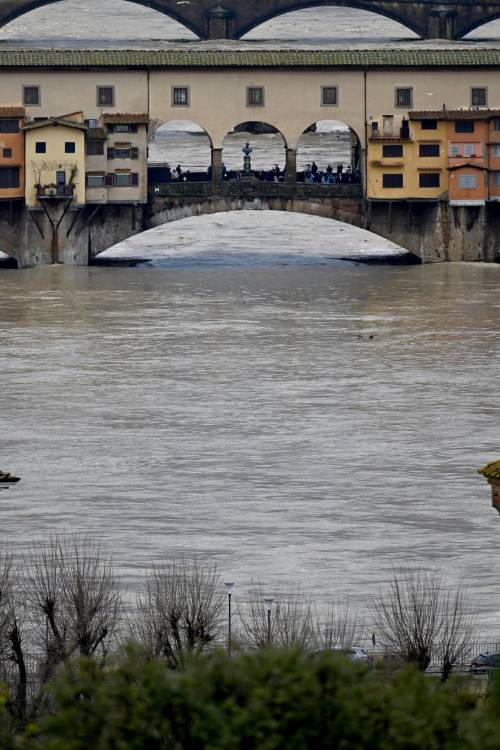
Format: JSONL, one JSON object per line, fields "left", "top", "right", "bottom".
{"left": 148, "top": 182, "right": 363, "bottom": 200}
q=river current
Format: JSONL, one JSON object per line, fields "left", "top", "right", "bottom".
{"left": 1, "top": 1, "right": 500, "bottom": 637}
{"left": 1, "top": 259, "right": 499, "bottom": 634}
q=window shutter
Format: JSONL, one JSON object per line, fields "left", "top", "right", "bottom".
{"left": 131, "top": 147, "right": 139, "bottom": 159}
{"left": 105, "top": 173, "right": 114, "bottom": 186}
{"left": 131, "top": 172, "right": 139, "bottom": 186}
{"left": 107, "top": 147, "right": 115, "bottom": 159}
{"left": 130, "top": 124, "right": 138, "bottom": 133}
{"left": 107, "top": 124, "right": 114, "bottom": 133}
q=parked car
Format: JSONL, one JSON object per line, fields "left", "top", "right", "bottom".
{"left": 327, "top": 646, "right": 372, "bottom": 662}
{"left": 469, "top": 652, "right": 500, "bottom": 673}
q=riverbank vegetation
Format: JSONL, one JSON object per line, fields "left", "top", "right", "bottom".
{"left": 0, "top": 536, "right": 487, "bottom": 746}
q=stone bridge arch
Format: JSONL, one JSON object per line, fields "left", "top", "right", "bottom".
{"left": 0, "top": 0, "right": 492, "bottom": 39}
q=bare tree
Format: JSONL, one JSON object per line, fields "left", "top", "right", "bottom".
{"left": 373, "top": 569, "right": 443, "bottom": 671}
{"left": 312, "top": 601, "right": 361, "bottom": 651}
{"left": 25, "top": 536, "right": 121, "bottom": 674}
{"left": 436, "top": 588, "right": 476, "bottom": 681}
{"left": 373, "top": 569, "right": 476, "bottom": 678}
{"left": 133, "top": 557, "right": 224, "bottom": 669}
{"left": 239, "top": 589, "right": 313, "bottom": 649}
{"left": 0, "top": 550, "right": 27, "bottom": 726}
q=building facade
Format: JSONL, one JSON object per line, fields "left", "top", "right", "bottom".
{"left": 0, "top": 106, "right": 25, "bottom": 201}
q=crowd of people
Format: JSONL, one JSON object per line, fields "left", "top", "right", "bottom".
{"left": 157, "top": 161, "right": 360, "bottom": 184}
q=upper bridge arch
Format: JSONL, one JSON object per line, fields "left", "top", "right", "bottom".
{"left": 0, "top": 0, "right": 495, "bottom": 39}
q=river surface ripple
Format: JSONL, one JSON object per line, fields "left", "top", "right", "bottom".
{"left": 0, "top": 261, "right": 499, "bottom": 634}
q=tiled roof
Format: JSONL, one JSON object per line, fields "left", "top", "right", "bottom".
{"left": 0, "top": 106, "right": 25, "bottom": 117}
{"left": 447, "top": 162, "right": 487, "bottom": 171}
{"left": 102, "top": 113, "right": 149, "bottom": 124}
{"left": 478, "top": 459, "right": 500, "bottom": 481}
{"left": 3, "top": 48, "right": 500, "bottom": 69}
{"left": 411, "top": 109, "right": 500, "bottom": 120}
{"left": 23, "top": 117, "right": 87, "bottom": 131}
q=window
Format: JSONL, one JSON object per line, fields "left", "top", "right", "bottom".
{"left": 383, "top": 115, "right": 394, "bottom": 135}
{"left": 97, "top": 86, "right": 114, "bottom": 107}
{"left": 321, "top": 86, "right": 338, "bottom": 106}
{"left": 383, "top": 144, "right": 403, "bottom": 158}
{"left": 395, "top": 87, "right": 413, "bottom": 108}
{"left": 110, "top": 172, "right": 139, "bottom": 187}
{"left": 23, "top": 86, "right": 40, "bottom": 106}
{"left": 35, "top": 142, "right": 46, "bottom": 154}
{"left": 463, "top": 143, "right": 475, "bottom": 157}
{"left": 492, "top": 144, "right": 500, "bottom": 157}
{"left": 419, "top": 144, "right": 440, "bottom": 157}
{"left": 84, "top": 119, "right": 99, "bottom": 128}
{"left": 247, "top": 87, "right": 264, "bottom": 107}
{"left": 86, "top": 173, "right": 105, "bottom": 187}
{"left": 0, "top": 166, "right": 20, "bottom": 188}
{"left": 65, "top": 141, "right": 76, "bottom": 154}
{"left": 421, "top": 119, "right": 438, "bottom": 130}
{"left": 172, "top": 87, "right": 189, "bottom": 106}
{"left": 86, "top": 141, "right": 105, "bottom": 156}
{"left": 471, "top": 87, "right": 487, "bottom": 107}
{"left": 0, "top": 119, "right": 19, "bottom": 133}
{"left": 115, "top": 124, "right": 138, "bottom": 133}
{"left": 458, "top": 173, "right": 477, "bottom": 189}
{"left": 449, "top": 144, "right": 461, "bottom": 157}
{"left": 107, "top": 146, "right": 139, "bottom": 160}
{"left": 493, "top": 118, "right": 500, "bottom": 131}
{"left": 2, "top": 148, "right": 12, "bottom": 158}
{"left": 492, "top": 171, "right": 500, "bottom": 186}
{"left": 455, "top": 120, "right": 474, "bottom": 133}
{"left": 419, "top": 172, "right": 440, "bottom": 188}
{"left": 383, "top": 173, "right": 403, "bottom": 188}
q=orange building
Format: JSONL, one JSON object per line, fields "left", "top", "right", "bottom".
{"left": 0, "top": 106, "right": 25, "bottom": 200}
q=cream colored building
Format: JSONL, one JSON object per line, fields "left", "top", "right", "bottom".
{"left": 23, "top": 113, "right": 86, "bottom": 208}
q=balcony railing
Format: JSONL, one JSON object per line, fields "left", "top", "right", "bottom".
{"left": 36, "top": 184, "right": 75, "bottom": 199}
{"left": 369, "top": 127, "right": 412, "bottom": 141}
{"left": 488, "top": 131, "right": 500, "bottom": 143}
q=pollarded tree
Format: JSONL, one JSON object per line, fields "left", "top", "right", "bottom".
{"left": 133, "top": 557, "right": 224, "bottom": 669}
{"left": 238, "top": 588, "right": 313, "bottom": 649}
{"left": 373, "top": 568, "right": 476, "bottom": 678}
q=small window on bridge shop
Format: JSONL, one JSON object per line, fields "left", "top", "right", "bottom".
{"left": 65, "top": 142, "right": 76, "bottom": 154}
{"left": 84, "top": 119, "right": 99, "bottom": 128}
{"left": 0, "top": 119, "right": 19, "bottom": 133}
{"left": 449, "top": 143, "right": 461, "bottom": 157}
{"left": 115, "top": 124, "right": 138, "bottom": 133}
{"left": 247, "top": 87, "right": 265, "bottom": 107}
{"left": 110, "top": 171, "right": 139, "bottom": 187}
{"left": 492, "top": 171, "right": 500, "bottom": 186}
{"left": 86, "top": 173, "right": 105, "bottom": 187}
{"left": 172, "top": 87, "right": 190, "bottom": 106}
{"left": 382, "top": 144, "right": 403, "bottom": 158}
{"left": 419, "top": 172, "right": 440, "bottom": 188}
{"left": 382, "top": 173, "right": 403, "bottom": 188}
{"left": 493, "top": 118, "right": 500, "bottom": 131}
{"left": 419, "top": 144, "right": 440, "bottom": 157}
{"left": 2, "top": 148, "right": 12, "bottom": 158}
{"left": 394, "top": 87, "right": 413, "bottom": 108}
{"left": 86, "top": 140, "right": 104, "bottom": 156}
{"left": 0, "top": 166, "right": 20, "bottom": 188}
{"left": 471, "top": 87, "right": 487, "bottom": 107}
{"left": 458, "top": 173, "right": 477, "bottom": 189}
{"left": 35, "top": 142, "right": 46, "bottom": 154}
{"left": 97, "top": 86, "right": 115, "bottom": 108}
{"left": 492, "top": 144, "right": 500, "bottom": 157}
{"left": 107, "top": 145, "right": 139, "bottom": 159}
{"left": 23, "top": 86, "right": 40, "bottom": 106}
{"left": 421, "top": 119, "right": 438, "bottom": 130}
{"left": 463, "top": 143, "right": 476, "bottom": 157}
{"left": 455, "top": 120, "right": 474, "bottom": 133}
{"left": 321, "top": 86, "right": 338, "bottom": 107}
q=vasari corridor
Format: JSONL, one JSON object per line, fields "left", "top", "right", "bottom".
{"left": 0, "top": 0, "right": 499, "bottom": 747}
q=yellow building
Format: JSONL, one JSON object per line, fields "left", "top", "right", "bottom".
{"left": 23, "top": 112, "right": 86, "bottom": 208}
{"left": 367, "top": 115, "right": 448, "bottom": 201}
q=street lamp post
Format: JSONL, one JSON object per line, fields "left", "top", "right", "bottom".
{"left": 225, "top": 582, "right": 235, "bottom": 656}
{"left": 264, "top": 597, "right": 274, "bottom": 645}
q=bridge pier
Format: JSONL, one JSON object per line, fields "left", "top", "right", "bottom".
{"left": 423, "top": 7, "right": 457, "bottom": 40}
{"left": 286, "top": 149, "right": 297, "bottom": 184}
{"left": 211, "top": 148, "right": 223, "bottom": 185}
